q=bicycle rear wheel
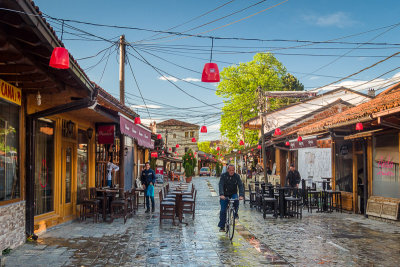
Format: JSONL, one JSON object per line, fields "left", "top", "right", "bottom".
{"left": 227, "top": 208, "right": 235, "bottom": 240}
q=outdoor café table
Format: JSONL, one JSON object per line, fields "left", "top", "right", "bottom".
{"left": 170, "top": 190, "right": 192, "bottom": 224}
{"left": 96, "top": 188, "right": 119, "bottom": 222}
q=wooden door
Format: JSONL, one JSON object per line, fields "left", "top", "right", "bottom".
{"left": 61, "top": 142, "right": 76, "bottom": 218}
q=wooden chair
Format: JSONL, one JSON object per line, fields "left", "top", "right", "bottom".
{"left": 79, "top": 188, "right": 99, "bottom": 223}
{"left": 159, "top": 190, "right": 176, "bottom": 225}
{"left": 248, "top": 184, "right": 257, "bottom": 208}
{"left": 110, "top": 190, "right": 128, "bottom": 223}
{"left": 127, "top": 188, "right": 138, "bottom": 217}
{"left": 182, "top": 190, "right": 197, "bottom": 220}
{"left": 182, "top": 184, "right": 195, "bottom": 199}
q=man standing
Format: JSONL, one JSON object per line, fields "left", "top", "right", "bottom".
{"left": 141, "top": 162, "right": 156, "bottom": 213}
{"left": 218, "top": 165, "right": 244, "bottom": 232}
{"left": 286, "top": 164, "right": 301, "bottom": 188}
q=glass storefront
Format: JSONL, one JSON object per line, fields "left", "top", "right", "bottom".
{"left": 0, "top": 100, "right": 19, "bottom": 201}
{"left": 34, "top": 119, "right": 54, "bottom": 215}
{"left": 77, "top": 129, "right": 88, "bottom": 202}
{"left": 373, "top": 133, "right": 400, "bottom": 198}
{"left": 335, "top": 140, "right": 353, "bottom": 192}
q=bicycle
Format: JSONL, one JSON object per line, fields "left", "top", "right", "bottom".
{"left": 225, "top": 198, "right": 239, "bottom": 241}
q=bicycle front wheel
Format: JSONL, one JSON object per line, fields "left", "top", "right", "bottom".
{"left": 227, "top": 208, "right": 235, "bottom": 240}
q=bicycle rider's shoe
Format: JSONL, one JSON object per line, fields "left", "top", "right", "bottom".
{"left": 219, "top": 227, "right": 225, "bottom": 232}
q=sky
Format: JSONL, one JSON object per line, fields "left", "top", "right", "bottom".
{"left": 34, "top": 0, "right": 400, "bottom": 141}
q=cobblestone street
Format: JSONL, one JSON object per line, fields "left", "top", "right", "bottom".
{"left": 3, "top": 177, "right": 400, "bottom": 266}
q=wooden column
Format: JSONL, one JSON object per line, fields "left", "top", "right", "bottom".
{"left": 331, "top": 140, "right": 336, "bottom": 191}
{"left": 352, "top": 142, "right": 358, "bottom": 213}
{"left": 367, "top": 137, "right": 373, "bottom": 198}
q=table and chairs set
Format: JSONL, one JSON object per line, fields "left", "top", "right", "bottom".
{"left": 247, "top": 179, "right": 342, "bottom": 219}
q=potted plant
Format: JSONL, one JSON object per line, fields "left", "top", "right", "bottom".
{"left": 183, "top": 149, "right": 197, "bottom": 183}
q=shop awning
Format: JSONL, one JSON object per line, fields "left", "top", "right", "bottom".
{"left": 119, "top": 114, "right": 154, "bottom": 149}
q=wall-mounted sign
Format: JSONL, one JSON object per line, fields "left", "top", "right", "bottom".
{"left": 98, "top": 125, "right": 115, "bottom": 144}
{"left": 0, "top": 79, "right": 21, "bottom": 106}
{"left": 290, "top": 138, "right": 317, "bottom": 149}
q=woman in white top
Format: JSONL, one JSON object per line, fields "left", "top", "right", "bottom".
{"left": 106, "top": 156, "right": 119, "bottom": 187}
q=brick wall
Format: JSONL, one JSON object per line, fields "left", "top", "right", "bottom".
{"left": 0, "top": 201, "right": 26, "bottom": 252}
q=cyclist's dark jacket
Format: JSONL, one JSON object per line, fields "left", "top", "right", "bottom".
{"left": 219, "top": 172, "right": 244, "bottom": 197}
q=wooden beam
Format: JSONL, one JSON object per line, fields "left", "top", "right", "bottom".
{"left": 378, "top": 117, "right": 400, "bottom": 130}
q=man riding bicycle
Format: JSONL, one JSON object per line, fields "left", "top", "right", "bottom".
{"left": 218, "top": 165, "right": 244, "bottom": 232}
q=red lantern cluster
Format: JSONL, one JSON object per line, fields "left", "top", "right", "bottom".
{"left": 134, "top": 117, "right": 141, "bottom": 124}
{"left": 49, "top": 47, "right": 70, "bottom": 69}
{"left": 355, "top": 122, "right": 363, "bottom": 131}
{"left": 202, "top": 63, "right": 220, "bottom": 82}
{"left": 274, "top": 128, "right": 282, "bottom": 136}
{"left": 200, "top": 126, "right": 207, "bottom": 133}
{"left": 157, "top": 134, "right": 162, "bottom": 140}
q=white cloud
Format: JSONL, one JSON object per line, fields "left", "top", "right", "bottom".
{"left": 312, "top": 72, "right": 400, "bottom": 92}
{"left": 303, "top": 12, "right": 357, "bottom": 28}
{"left": 182, "top": 77, "right": 201, "bottom": 82}
{"left": 158, "top": 76, "right": 178, "bottom": 82}
{"left": 130, "top": 104, "right": 162, "bottom": 109}
{"left": 309, "top": 76, "right": 319, "bottom": 80}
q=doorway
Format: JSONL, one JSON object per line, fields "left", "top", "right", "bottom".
{"left": 61, "top": 141, "right": 76, "bottom": 218}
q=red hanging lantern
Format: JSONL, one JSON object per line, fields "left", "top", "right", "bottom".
{"left": 176, "top": 144, "right": 180, "bottom": 148}
{"left": 49, "top": 47, "right": 70, "bottom": 69}
{"left": 192, "top": 137, "right": 196, "bottom": 142}
{"left": 297, "top": 136, "right": 303, "bottom": 142}
{"left": 355, "top": 122, "right": 363, "bottom": 131}
{"left": 216, "top": 146, "right": 220, "bottom": 151}
{"left": 200, "top": 126, "right": 208, "bottom": 133}
{"left": 251, "top": 148, "right": 254, "bottom": 151}
{"left": 157, "top": 134, "right": 162, "bottom": 139}
{"left": 134, "top": 117, "right": 141, "bottom": 124}
{"left": 169, "top": 148, "right": 172, "bottom": 151}
{"left": 201, "top": 63, "right": 220, "bottom": 82}
{"left": 238, "top": 151, "right": 241, "bottom": 154}
{"left": 257, "top": 144, "right": 261, "bottom": 149}
{"left": 151, "top": 152, "right": 158, "bottom": 158}
{"left": 274, "top": 128, "right": 282, "bottom": 136}
{"left": 285, "top": 141, "right": 290, "bottom": 146}
{"left": 239, "top": 140, "right": 244, "bottom": 146}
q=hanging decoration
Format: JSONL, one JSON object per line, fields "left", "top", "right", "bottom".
{"left": 216, "top": 146, "right": 220, "bottom": 151}
{"left": 176, "top": 144, "right": 180, "bottom": 148}
{"left": 239, "top": 140, "right": 244, "bottom": 146}
{"left": 355, "top": 122, "right": 364, "bottom": 131}
{"left": 192, "top": 137, "right": 196, "bottom": 142}
{"left": 257, "top": 144, "right": 261, "bottom": 149}
{"left": 297, "top": 136, "right": 303, "bottom": 142}
{"left": 49, "top": 20, "right": 69, "bottom": 69}
{"left": 157, "top": 134, "right": 162, "bottom": 139}
{"left": 200, "top": 125, "right": 208, "bottom": 133}
{"left": 201, "top": 38, "right": 220, "bottom": 82}
{"left": 134, "top": 117, "right": 141, "bottom": 124}
{"left": 251, "top": 148, "right": 254, "bottom": 151}
{"left": 274, "top": 128, "right": 282, "bottom": 136}
{"left": 285, "top": 141, "right": 290, "bottom": 146}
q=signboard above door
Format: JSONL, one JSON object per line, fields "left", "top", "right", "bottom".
{"left": 290, "top": 138, "right": 317, "bottom": 150}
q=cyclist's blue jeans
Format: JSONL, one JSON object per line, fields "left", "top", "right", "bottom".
{"left": 218, "top": 194, "right": 239, "bottom": 228}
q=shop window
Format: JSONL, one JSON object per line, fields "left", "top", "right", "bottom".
{"left": 77, "top": 129, "right": 88, "bottom": 203}
{"left": 373, "top": 133, "right": 400, "bottom": 198}
{"left": 335, "top": 141, "right": 353, "bottom": 192}
{"left": 34, "top": 119, "right": 54, "bottom": 215}
{"left": 0, "top": 100, "right": 19, "bottom": 202}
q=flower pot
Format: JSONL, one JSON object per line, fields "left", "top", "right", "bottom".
{"left": 185, "top": 176, "right": 192, "bottom": 183}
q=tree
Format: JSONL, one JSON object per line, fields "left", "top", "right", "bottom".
{"left": 197, "top": 141, "right": 212, "bottom": 154}
{"left": 216, "top": 53, "right": 303, "bottom": 147}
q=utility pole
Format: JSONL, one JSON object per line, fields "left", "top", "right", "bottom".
{"left": 258, "top": 87, "right": 268, "bottom": 183}
{"left": 119, "top": 35, "right": 125, "bottom": 188}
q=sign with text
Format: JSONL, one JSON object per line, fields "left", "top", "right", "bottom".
{"left": 290, "top": 138, "right": 317, "bottom": 150}
{"left": 98, "top": 125, "right": 115, "bottom": 144}
{"left": 0, "top": 79, "right": 21, "bottom": 106}
{"left": 119, "top": 116, "right": 154, "bottom": 149}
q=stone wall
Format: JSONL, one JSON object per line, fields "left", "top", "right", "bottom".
{"left": 0, "top": 201, "right": 26, "bottom": 252}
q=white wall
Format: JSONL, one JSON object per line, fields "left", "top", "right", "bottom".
{"left": 298, "top": 147, "right": 331, "bottom": 189}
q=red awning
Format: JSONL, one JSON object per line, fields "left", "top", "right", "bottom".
{"left": 119, "top": 115, "right": 154, "bottom": 149}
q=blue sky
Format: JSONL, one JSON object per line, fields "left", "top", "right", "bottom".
{"left": 35, "top": 0, "right": 400, "bottom": 140}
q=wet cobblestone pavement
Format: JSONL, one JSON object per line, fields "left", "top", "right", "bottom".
{"left": 3, "top": 177, "right": 400, "bottom": 266}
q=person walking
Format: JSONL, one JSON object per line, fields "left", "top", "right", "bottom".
{"left": 218, "top": 165, "right": 244, "bottom": 232}
{"left": 286, "top": 164, "right": 301, "bottom": 188}
{"left": 106, "top": 156, "right": 119, "bottom": 187}
{"left": 141, "top": 162, "right": 156, "bottom": 213}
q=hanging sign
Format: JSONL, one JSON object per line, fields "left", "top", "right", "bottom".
{"left": 0, "top": 79, "right": 21, "bottom": 106}
{"left": 98, "top": 125, "right": 115, "bottom": 144}
{"left": 290, "top": 138, "right": 317, "bottom": 149}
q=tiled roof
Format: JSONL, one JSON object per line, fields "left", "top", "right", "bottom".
{"left": 96, "top": 86, "right": 139, "bottom": 119}
{"left": 158, "top": 119, "right": 199, "bottom": 128}
{"left": 298, "top": 82, "right": 400, "bottom": 135}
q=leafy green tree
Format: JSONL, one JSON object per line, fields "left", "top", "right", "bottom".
{"left": 216, "top": 53, "right": 303, "bottom": 147}
{"left": 197, "top": 141, "right": 212, "bottom": 154}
